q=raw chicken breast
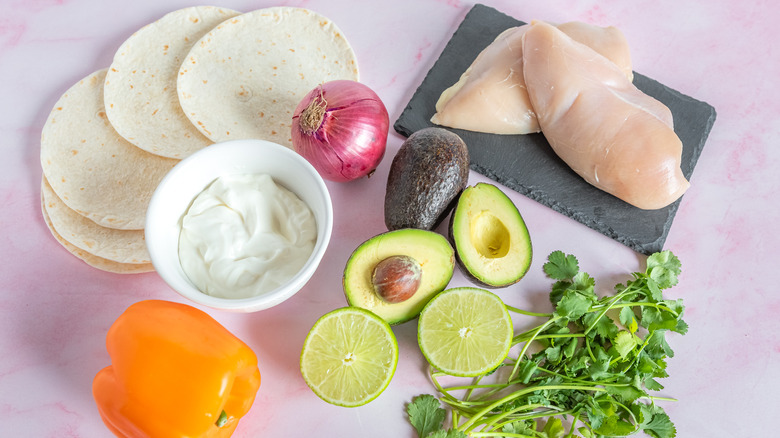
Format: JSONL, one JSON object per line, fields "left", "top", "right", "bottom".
{"left": 522, "top": 21, "right": 689, "bottom": 210}
{"left": 432, "top": 26, "right": 533, "bottom": 134}
{"left": 431, "top": 21, "right": 634, "bottom": 134}
{"left": 555, "top": 21, "right": 634, "bottom": 81}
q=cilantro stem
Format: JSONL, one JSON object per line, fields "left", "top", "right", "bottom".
{"left": 431, "top": 371, "right": 513, "bottom": 411}
{"left": 440, "top": 380, "right": 525, "bottom": 392}
{"left": 566, "top": 416, "right": 581, "bottom": 438}
{"left": 646, "top": 395, "right": 678, "bottom": 402}
{"left": 474, "top": 404, "right": 559, "bottom": 432}
{"left": 504, "top": 304, "right": 553, "bottom": 318}
{"left": 457, "top": 385, "right": 605, "bottom": 432}
{"left": 469, "top": 432, "right": 536, "bottom": 438}
{"left": 609, "top": 398, "right": 641, "bottom": 433}
{"left": 584, "top": 335, "right": 597, "bottom": 362}
{"left": 531, "top": 363, "right": 627, "bottom": 387}
{"left": 605, "top": 301, "right": 681, "bottom": 317}
{"left": 526, "top": 333, "right": 585, "bottom": 342}
{"left": 509, "top": 316, "right": 562, "bottom": 381}
{"left": 583, "top": 287, "right": 632, "bottom": 336}
{"left": 464, "top": 373, "right": 487, "bottom": 402}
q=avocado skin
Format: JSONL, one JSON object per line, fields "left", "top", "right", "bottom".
{"left": 384, "top": 127, "right": 469, "bottom": 231}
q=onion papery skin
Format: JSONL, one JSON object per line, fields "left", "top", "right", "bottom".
{"left": 291, "top": 80, "right": 389, "bottom": 182}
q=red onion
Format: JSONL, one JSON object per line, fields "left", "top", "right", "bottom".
{"left": 291, "top": 80, "right": 389, "bottom": 182}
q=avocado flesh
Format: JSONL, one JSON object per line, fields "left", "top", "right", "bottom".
{"left": 450, "top": 183, "right": 532, "bottom": 288}
{"left": 343, "top": 228, "right": 455, "bottom": 325}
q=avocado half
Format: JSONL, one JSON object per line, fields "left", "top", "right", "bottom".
{"left": 449, "top": 183, "right": 532, "bottom": 288}
{"left": 343, "top": 228, "right": 455, "bottom": 325}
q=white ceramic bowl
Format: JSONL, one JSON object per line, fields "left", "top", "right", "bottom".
{"left": 145, "top": 139, "right": 333, "bottom": 312}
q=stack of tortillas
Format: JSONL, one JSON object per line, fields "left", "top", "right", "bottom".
{"left": 40, "top": 5, "right": 359, "bottom": 273}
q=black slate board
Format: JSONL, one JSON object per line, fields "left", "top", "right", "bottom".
{"left": 394, "top": 4, "right": 717, "bottom": 255}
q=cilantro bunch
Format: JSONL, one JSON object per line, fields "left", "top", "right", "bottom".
{"left": 407, "top": 250, "right": 687, "bottom": 438}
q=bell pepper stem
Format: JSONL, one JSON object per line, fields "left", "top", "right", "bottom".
{"left": 216, "top": 410, "right": 228, "bottom": 427}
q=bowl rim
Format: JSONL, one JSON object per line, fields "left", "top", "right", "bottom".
{"left": 145, "top": 138, "right": 333, "bottom": 312}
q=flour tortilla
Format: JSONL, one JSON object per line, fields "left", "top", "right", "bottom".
{"left": 41, "top": 177, "right": 150, "bottom": 264}
{"left": 40, "top": 69, "right": 179, "bottom": 230}
{"left": 177, "top": 6, "right": 359, "bottom": 147}
{"left": 41, "top": 194, "right": 154, "bottom": 274}
{"left": 104, "top": 6, "right": 240, "bottom": 158}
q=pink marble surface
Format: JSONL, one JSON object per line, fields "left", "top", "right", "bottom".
{"left": 1, "top": 0, "right": 777, "bottom": 436}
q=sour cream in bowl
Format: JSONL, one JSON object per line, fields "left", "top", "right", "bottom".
{"left": 145, "top": 139, "right": 333, "bottom": 312}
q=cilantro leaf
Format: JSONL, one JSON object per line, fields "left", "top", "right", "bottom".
{"left": 517, "top": 359, "right": 539, "bottom": 384}
{"left": 619, "top": 306, "right": 639, "bottom": 333}
{"left": 555, "top": 290, "right": 593, "bottom": 320}
{"left": 583, "top": 311, "right": 619, "bottom": 340}
{"left": 428, "top": 430, "right": 467, "bottom": 438}
{"left": 541, "top": 417, "right": 566, "bottom": 437}
{"left": 644, "top": 377, "right": 665, "bottom": 391}
{"left": 549, "top": 280, "right": 570, "bottom": 305}
{"left": 641, "top": 306, "right": 679, "bottom": 331}
{"left": 605, "top": 383, "right": 645, "bottom": 404}
{"left": 646, "top": 251, "right": 681, "bottom": 289}
{"left": 585, "top": 397, "right": 609, "bottom": 430}
{"left": 674, "top": 318, "right": 689, "bottom": 335}
{"left": 645, "top": 330, "right": 674, "bottom": 359}
{"left": 562, "top": 338, "right": 578, "bottom": 359}
{"left": 407, "top": 394, "right": 446, "bottom": 438}
{"left": 588, "top": 355, "right": 612, "bottom": 380}
{"left": 639, "top": 404, "right": 677, "bottom": 438}
{"left": 595, "top": 417, "right": 638, "bottom": 436}
{"left": 572, "top": 271, "right": 596, "bottom": 295}
{"left": 544, "top": 251, "right": 579, "bottom": 280}
{"left": 613, "top": 330, "right": 638, "bottom": 359}
{"left": 545, "top": 344, "right": 562, "bottom": 364}
{"left": 645, "top": 277, "right": 664, "bottom": 301}
{"left": 502, "top": 420, "right": 537, "bottom": 435}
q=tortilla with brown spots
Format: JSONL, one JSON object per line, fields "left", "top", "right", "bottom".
{"left": 40, "top": 69, "right": 178, "bottom": 230}
{"left": 41, "top": 177, "right": 150, "bottom": 264}
{"left": 104, "top": 6, "right": 240, "bottom": 159}
{"left": 177, "top": 6, "right": 359, "bottom": 147}
{"left": 41, "top": 192, "right": 154, "bottom": 274}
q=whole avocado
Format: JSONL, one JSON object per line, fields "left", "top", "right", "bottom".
{"left": 384, "top": 127, "right": 469, "bottom": 231}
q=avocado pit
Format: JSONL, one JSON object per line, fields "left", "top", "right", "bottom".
{"left": 372, "top": 255, "right": 422, "bottom": 303}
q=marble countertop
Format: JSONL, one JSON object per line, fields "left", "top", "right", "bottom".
{"left": 1, "top": 0, "right": 777, "bottom": 436}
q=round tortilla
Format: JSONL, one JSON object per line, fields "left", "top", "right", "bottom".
{"left": 177, "top": 6, "right": 359, "bottom": 147}
{"left": 40, "top": 69, "right": 179, "bottom": 230}
{"left": 104, "top": 6, "right": 240, "bottom": 159}
{"left": 41, "top": 177, "right": 150, "bottom": 264}
{"left": 41, "top": 193, "right": 154, "bottom": 274}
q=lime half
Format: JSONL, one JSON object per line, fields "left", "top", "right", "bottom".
{"left": 418, "top": 287, "right": 513, "bottom": 377}
{"left": 300, "top": 307, "right": 398, "bottom": 407}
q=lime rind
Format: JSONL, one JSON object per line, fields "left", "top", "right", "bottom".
{"left": 300, "top": 307, "right": 399, "bottom": 407}
{"left": 417, "top": 287, "right": 513, "bottom": 377}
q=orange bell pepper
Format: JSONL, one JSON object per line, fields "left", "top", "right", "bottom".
{"left": 93, "top": 300, "right": 261, "bottom": 437}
